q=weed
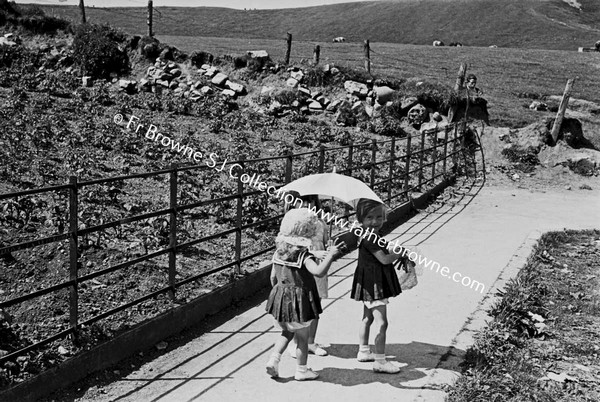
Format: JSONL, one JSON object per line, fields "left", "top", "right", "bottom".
{"left": 72, "top": 23, "right": 129, "bottom": 79}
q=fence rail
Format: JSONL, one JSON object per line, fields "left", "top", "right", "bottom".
{"left": 0, "top": 123, "right": 467, "bottom": 365}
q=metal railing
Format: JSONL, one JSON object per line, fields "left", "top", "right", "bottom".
{"left": 0, "top": 123, "right": 466, "bottom": 365}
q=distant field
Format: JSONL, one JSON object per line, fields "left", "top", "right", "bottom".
{"left": 39, "top": 0, "right": 600, "bottom": 51}
{"left": 159, "top": 35, "right": 600, "bottom": 127}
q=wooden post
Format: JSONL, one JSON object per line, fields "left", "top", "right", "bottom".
{"left": 418, "top": 130, "right": 426, "bottom": 191}
{"left": 78, "top": 0, "right": 86, "bottom": 24}
{"left": 235, "top": 157, "right": 244, "bottom": 275}
{"left": 313, "top": 45, "right": 320, "bottom": 65}
{"left": 68, "top": 176, "right": 79, "bottom": 342}
{"left": 388, "top": 137, "right": 395, "bottom": 204}
{"left": 370, "top": 139, "right": 377, "bottom": 188}
{"left": 319, "top": 145, "right": 325, "bottom": 173}
{"left": 449, "top": 63, "right": 467, "bottom": 123}
{"left": 285, "top": 33, "right": 292, "bottom": 65}
{"left": 454, "top": 63, "right": 467, "bottom": 91}
{"left": 168, "top": 164, "right": 177, "bottom": 299}
{"left": 404, "top": 134, "right": 412, "bottom": 199}
{"left": 147, "top": 0, "right": 153, "bottom": 37}
{"left": 364, "top": 40, "right": 371, "bottom": 74}
{"left": 550, "top": 78, "right": 575, "bottom": 144}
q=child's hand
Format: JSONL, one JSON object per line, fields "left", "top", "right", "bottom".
{"left": 310, "top": 250, "right": 328, "bottom": 260}
{"left": 327, "top": 238, "right": 347, "bottom": 259}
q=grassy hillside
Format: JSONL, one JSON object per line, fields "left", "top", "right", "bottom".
{"left": 37, "top": 0, "right": 600, "bottom": 51}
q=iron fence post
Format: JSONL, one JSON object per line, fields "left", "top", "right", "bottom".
{"left": 404, "top": 134, "right": 412, "bottom": 200}
{"left": 168, "top": 164, "right": 178, "bottom": 300}
{"left": 68, "top": 176, "right": 79, "bottom": 342}
{"left": 235, "top": 156, "right": 245, "bottom": 275}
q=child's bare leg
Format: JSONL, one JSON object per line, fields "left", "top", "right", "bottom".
{"left": 294, "top": 325, "right": 319, "bottom": 380}
{"left": 274, "top": 329, "right": 295, "bottom": 354}
{"left": 294, "top": 326, "right": 310, "bottom": 366}
{"left": 359, "top": 304, "right": 374, "bottom": 347}
{"left": 371, "top": 305, "right": 388, "bottom": 355}
{"left": 357, "top": 304, "right": 375, "bottom": 361}
{"left": 266, "top": 329, "right": 294, "bottom": 378}
{"left": 370, "top": 305, "right": 399, "bottom": 374}
{"left": 308, "top": 318, "right": 318, "bottom": 344}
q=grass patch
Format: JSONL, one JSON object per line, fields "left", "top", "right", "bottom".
{"left": 447, "top": 229, "right": 600, "bottom": 402}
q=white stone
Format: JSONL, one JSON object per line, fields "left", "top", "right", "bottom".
{"left": 225, "top": 80, "right": 245, "bottom": 94}
{"left": 211, "top": 72, "right": 229, "bottom": 86}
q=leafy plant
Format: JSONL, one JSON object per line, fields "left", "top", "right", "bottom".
{"left": 72, "top": 23, "right": 129, "bottom": 79}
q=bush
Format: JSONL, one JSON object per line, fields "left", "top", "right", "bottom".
{"left": 72, "top": 23, "right": 129, "bottom": 79}
{"left": 190, "top": 50, "right": 213, "bottom": 67}
{"left": 138, "top": 35, "right": 160, "bottom": 60}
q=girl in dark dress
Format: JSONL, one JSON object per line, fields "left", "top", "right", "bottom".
{"left": 265, "top": 208, "right": 343, "bottom": 381}
{"left": 351, "top": 199, "right": 405, "bottom": 374}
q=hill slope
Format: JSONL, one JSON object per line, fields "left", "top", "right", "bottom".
{"left": 38, "top": 0, "right": 600, "bottom": 50}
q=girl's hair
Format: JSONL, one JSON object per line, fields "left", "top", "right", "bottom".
{"left": 466, "top": 74, "right": 477, "bottom": 82}
{"left": 275, "top": 241, "right": 307, "bottom": 261}
{"left": 299, "top": 194, "right": 321, "bottom": 210}
{"left": 355, "top": 198, "right": 386, "bottom": 223}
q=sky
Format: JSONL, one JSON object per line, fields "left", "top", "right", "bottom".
{"left": 14, "top": 0, "right": 375, "bottom": 10}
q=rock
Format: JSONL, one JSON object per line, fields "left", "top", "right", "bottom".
{"left": 0, "top": 37, "right": 17, "bottom": 47}
{"left": 326, "top": 99, "right": 344, "bottom": 113}
{"left": 579, "top": 184, "right": 592, "bottom": 190}
{"left": 565, "top": 185, "right": 572, "bottom": 190}
{"left": 118, "top": 79, "right": 137, "bottom": 93}
{"left": 159, "top": 47, "right": 174, "bottom": 60}
{"left": 247, "top": 50, "right": 269, "bottom": 61}
{"left": 82, "top": 76, "right": 92, "bottom": 87}
{"left": 155, "top": 79, "right": 169, "bottom": 88}
{"left": 297, "top": 86, "right": 311, "bottom": 97}
{"left": 512, "top": 173, "right": 520, "bottom": 180}
{"left": 374, "top": 86, "right": 395, "bottom": 105}
{"left": 330, "top": 67, "right": 340, "bottom": 75}
{"left": 344, "top": 80, "right": 369, "bottom": 98}
{"left": 204, "top": 67, "right": 218, "bottom": 77}
{"left": 269, "top": 100, "right": 283, "bottom": 114}
{"left": 200, "top": 86, "right": 213, "bottom": 95}
{"left": 286, "top": 77, "right": 299, "bottom": 88}
{"left": 222, "top": 89, "right": 236, "bottom": 97}
{"left": 290, "top": 70, "right": 304, "bottom": 81}
{"left": 308, "top": 100, "right": 323, "bottom": 111}
{"left": 201, "top": 64, "right": 211, "bottom": 70}
{"left": 170, "top": 68, "right": 182, "bottom": 78}
{"left": 529, "top": 101, "right": 548, "bottom": 111}
{"left": 225, "top": 80, "right": 246, "bottom": 95}
{"left": 169, "top": 81, "right": 179, "bottom": 90}
{"left": 400, "top": 96, "right": 419, "bottom": 112}
{"left": 211, "top": 72, "right": 228, "bottom": 86}
{"left": 156, "top": 341, "right": 168, "bottom": 351}
{"left": 260, "top": 86, "right": 275, "bottom": 97}
{"left": 58, "top": 346, "right": 69, "bottom": 355}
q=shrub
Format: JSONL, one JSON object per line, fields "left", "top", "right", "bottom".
{"left": 190, "top": 50, "right": 213, "bottom": 67}
{"left": 72, "top": 23, "right": 129, "bottom": 79}
{"left": 138, "top": 35, "right": 160, "bottom": 60}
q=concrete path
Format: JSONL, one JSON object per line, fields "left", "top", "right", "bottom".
{"left": 80, "top": 180, "right": 600, "bottom": 402}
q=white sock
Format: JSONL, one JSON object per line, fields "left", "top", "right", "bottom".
{"left": 374, "top": 353, "right": 386, "bottom": 363}
{"left": 359, "top": 345, "right": 371, "bottom": 353}
{"left": 296, "top": 364, "right": 307, "bottom": 373}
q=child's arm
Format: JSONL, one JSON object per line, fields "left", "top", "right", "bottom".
{"left": 305, "top": 238, "right": 344, "bottom": 278}
{"left": 270, "top": 265, "right": 277, "bottom": 286}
